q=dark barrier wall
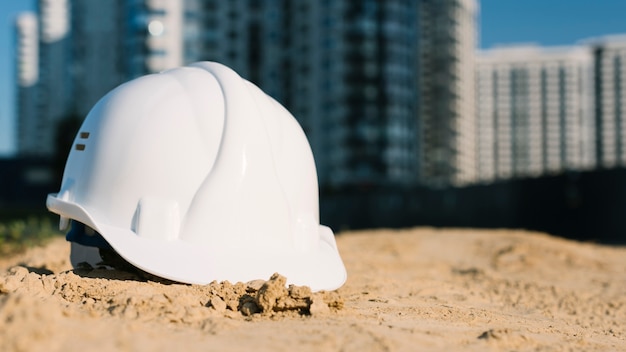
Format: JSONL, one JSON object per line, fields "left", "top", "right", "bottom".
{"left": 321, "top": 169, "right": 626, "bottom": 244}
{"left": 2, "top": 156, "right": 625, "bottom": 243}
{"left": 0, "top": 158, "right": 57, "bottom": 210}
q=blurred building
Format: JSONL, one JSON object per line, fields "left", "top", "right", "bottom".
{"left": 124, "top": 0, "right": 183, "bottom": 78}
{"left": 476, "top": 45, "right": 594, "bottom": 182}
{"left": 417, "top": 0, "right": 478, "bottom": 187}
{"left": 15, "top": 12, "right": 39, "bottom": 156}
{"left": 16, "top": 0, "right": 73, "bottom": 157}
{"left": 72, "top": 0, "right": 184, "bottom": 112}
{"left": 311, "top": 1, "right": 422, "bottom": 188}
{"left": 36, "top": 0, "right": 73, "bottom": 157}
{"left": 185, "top": 0, "right": 477, "bottom": 189}
{"left": 72, "top": 0, "right": 184, "bottom": 85}
{"left": 16, "top": 0, "right": 480, "bottom": 189}
{"left": 587, "top": 35, "right": 626, "bottom": 169}
{"left": 15, "top": 0, "right": 184, "bottom": 157}
{"left": 71, "top": 0, "right": 125, "bottom": 116}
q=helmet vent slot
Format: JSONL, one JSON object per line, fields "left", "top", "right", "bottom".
{"left": 80, "top": 132, "right": 90, "bottom": 139}
{"left": 75, "top": 144, "right": 86, "bottom": 151}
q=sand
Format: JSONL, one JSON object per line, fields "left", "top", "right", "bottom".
{"left": 0, "top": 227, "right": 624, "bottom": 351}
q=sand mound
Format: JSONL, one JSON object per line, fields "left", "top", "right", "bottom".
{"left": 1, "top": 228, "right": 625, "bottom": 351}
{"left": 0, "top": 266, "right": 341, "bottom": 319}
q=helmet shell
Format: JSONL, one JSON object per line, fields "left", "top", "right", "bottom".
{"left": 47, "top": 62, "right": 347, "bottom": 291}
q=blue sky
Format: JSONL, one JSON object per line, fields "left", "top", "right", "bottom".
{"left": 1, "top": 0, "right": 626, "bottom": 156}
{"left": 480, "top": 0, "right": 626, "bottom": 48}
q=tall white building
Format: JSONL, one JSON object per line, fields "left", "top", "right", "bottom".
{"left": 417, "top": 0, "right": 478, "bottom": 187}
{"left": 15, "top": 12, "right": 39, "bottom": 156}
{"left": 587, "top": 35, "right": 626, "bottom": 168}
{"left": 475, "top": 45, "right": 594, "bottom": 182}
{"left": 15, "top": 13, "right": 38, "bottom": 88}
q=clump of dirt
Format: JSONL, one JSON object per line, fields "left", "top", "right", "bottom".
{"left": 249, "top": 273, "right": 343, "bottom": 316}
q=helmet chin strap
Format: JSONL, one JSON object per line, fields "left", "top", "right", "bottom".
{"left": 68, "top": 223, "right": 155, "bottom": 274}
{"left": 66, "top": 221, "right": 113, "bottom": 250}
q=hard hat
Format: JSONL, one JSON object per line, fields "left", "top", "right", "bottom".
{"left": 46, "top": 62, "right": 347, "bottom": 291}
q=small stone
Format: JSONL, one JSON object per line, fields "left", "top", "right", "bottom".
{"left": 240, "top": 301, "right": 260, "bottom": 316}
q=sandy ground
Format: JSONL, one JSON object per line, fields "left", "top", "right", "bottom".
{"left": 1, "top": 227, "right": 625, "bottom": 351}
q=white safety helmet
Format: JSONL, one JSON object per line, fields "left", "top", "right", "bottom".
{"left": 46, "top": 62, "right": 347, "bottom": 291}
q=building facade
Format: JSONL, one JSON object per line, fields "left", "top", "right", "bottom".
{"left": 475, "top": 45, "right": 594, "bottom": 182}
{"left": 589, "top": 35, "right": 626, "bottom": 169}
{"left": 71, "top": 0, "right": 125, "bottom": 117}
{"left": 314, "top": 0, "right": 422, "bottom": 188}
{"left": 15, "top": 0, "right": 68, "bottom": 158}
{"left": 15, "top": 12, "right": 39, "bottom": 156}
{"left": 417, "top": 0, "right": 478, "bottom": 187}
{"left": 33, "top": 0, "right": 72, "bottom": 157}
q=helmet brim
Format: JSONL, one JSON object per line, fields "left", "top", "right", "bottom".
{"left": 47, "top": 193, "right": 347, "bottom": 291}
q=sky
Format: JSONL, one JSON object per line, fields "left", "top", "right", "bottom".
{"left": 1, "top": 0, "right": 626, "bottom": 156}
{"left": 479, "top": 0, "right": 626, "bottom": 48}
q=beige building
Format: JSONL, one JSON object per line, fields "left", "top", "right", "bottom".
{"left": 475, "top": 44, "right": 594, "bottom": 182}
{"left": 587, "top": 35, "right": 626, "bottom": 168}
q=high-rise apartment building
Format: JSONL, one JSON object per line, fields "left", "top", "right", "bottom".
{"left": 34, "top": 0, "right": 72, "bottom": 157}
{"left": 15, "top": 12, "right": 39, "bottom": 156}
{"left": 71, "top": 0, "right": 125, "bottom": 116}
{"left": 588, "top": 35, "right": 626, "bottom": 169}
{"left": 475, "top": 45, "right": 594, "bottom": 182}
{"left": 313, "top": 1, "right": 421, "bottom": 188}
{"left": 15, "top": 13, "right": 38, "bottom": 88}
{"left": 417, "top": 0, "right": 478, "bottom": 187}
